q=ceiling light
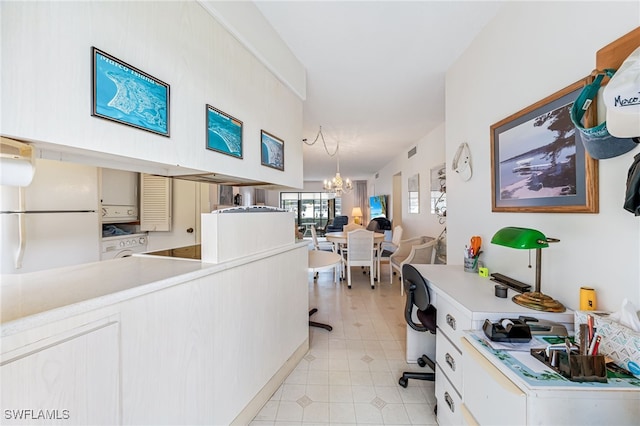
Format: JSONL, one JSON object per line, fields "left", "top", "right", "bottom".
{"left": 303, "top": 126, "right": 353, "bottom": 196}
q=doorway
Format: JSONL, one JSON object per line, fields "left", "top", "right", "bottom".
{"left": 392, "top": 172, "right": 402, "bottom": 229}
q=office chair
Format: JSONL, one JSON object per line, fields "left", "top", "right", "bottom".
{"left": 398, "top": 264, "right": 436, "bottom": 388}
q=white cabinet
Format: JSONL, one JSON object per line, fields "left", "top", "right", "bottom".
{"left": 142, "top": 177, "right": 212, "bottom": 251}
{"left": 434, "top": 296, "right": 471, "bottom": 424}
{"left": 101, "top": 168, "right": 138, "bottom": 206}
{"left": 411, "top": 265, "right": 575, "bottom": 426}
{"left": 461, "top": 339, "right": 526, "bottom": 425}
{"left": 461, "top": 337, "right": 639, "bottom": 425}
{"left": 1, "top": 320, "right": 120, "bottom": 425}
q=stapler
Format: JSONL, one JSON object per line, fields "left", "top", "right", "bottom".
{"left": 519, "top": 316, "right": 568, "bottom": 336}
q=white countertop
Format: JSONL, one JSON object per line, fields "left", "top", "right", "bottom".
{"left": 1, "top": 242, "right": 308, "bottom": 336}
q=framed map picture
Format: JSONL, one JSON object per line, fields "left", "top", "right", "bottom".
{"left": 206, "top": 104, "right": 243, "bottom": 158}
{"left": 261, "top": 130, "right": 284, "bottom": 171}
{"left": 92, "top": 47, "right": 170, "bottom": 137}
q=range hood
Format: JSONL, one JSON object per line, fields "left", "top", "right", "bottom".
{"left": 170, "top": 172, "right": 271, "bottom": 187}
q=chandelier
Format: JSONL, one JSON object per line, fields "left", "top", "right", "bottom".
{"left": 303, "top": 126, "right": 353, "bottom": 196}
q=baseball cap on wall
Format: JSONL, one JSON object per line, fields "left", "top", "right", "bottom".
{"left": 603, "top": 46, "right": 640, "bottom": 139}
{"left": 570, "top": 70, "right": 638, "bottom": 160}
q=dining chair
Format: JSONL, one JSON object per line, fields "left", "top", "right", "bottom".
{"left": 310, "top": 225, "right": 334, "bottom": 251}
{"left": 390, "top": 236, "right": 437, "bottom": 295}
{"left": 343, "top": 222, "right": 363, "bottom": 233}
{"left": 379, "top": 225, "right": 403, "bottom": 276}
{"left": 345, "top": 229, "right": 376, "bottom": 289}
{"left": 310, "top": 225, "right": 336, "bottom": 281}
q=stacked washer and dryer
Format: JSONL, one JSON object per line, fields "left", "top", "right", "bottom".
{"left": 100, "top": 169, "right": 148, "bottom": 260}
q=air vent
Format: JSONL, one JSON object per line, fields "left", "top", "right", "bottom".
{"left": 408, "top": 146, "right": 417, "bottom": 158}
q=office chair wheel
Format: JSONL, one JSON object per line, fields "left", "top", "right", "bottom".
{"left": 417, "top": 357, "right": 427, "bottom": 367}
{"left": 398, "top": 377, "right": 408, "bottom": 388}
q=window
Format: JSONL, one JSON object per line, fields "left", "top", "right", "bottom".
{"left": 280, "top": 192, "right": 341, "bottom": 230}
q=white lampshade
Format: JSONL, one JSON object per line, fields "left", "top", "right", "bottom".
{"left": 351, "top": 207, "right": 363, "bottom": 217}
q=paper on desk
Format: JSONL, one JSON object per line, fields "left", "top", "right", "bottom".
{"left": 471, "top": 330, "right": 546, "bottom": 352}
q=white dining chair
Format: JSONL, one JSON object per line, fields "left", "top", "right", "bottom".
{"left": 345, "top": 229, "right": 376, "bottom": 289}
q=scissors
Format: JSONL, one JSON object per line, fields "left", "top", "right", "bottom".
{"left": 470, "top": 236, "right": 482, "bottom": 256}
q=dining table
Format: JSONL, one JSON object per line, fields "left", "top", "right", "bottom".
{"left": 307, "top": 249, "right": 343, "bottom": 331}
{"left": 325, "top": 231, "right": 386, "bottom": 281}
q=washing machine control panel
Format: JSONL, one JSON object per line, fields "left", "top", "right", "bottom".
{"left": 101, "top": 233, "right": 149, "bottom": 260}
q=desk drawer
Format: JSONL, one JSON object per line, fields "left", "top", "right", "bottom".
{"left": 436, "top": 332, "right": 462, "bottom": 392}
{"left": 435, "top": 364, "right": 462, "bottom": 426}
{"left": 436, "top": 296, "right": 471, "bottom": 351}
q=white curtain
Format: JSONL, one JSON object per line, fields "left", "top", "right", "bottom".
{"left": 354, "top": 180, "right": 368, "bottom": 224}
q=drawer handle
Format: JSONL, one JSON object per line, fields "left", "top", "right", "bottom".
{"left": 446, "top": 313, "right": 457, "bottom": 330}
{"left": 445, "top": 352, "right": 456, "bottom": 371}
{"left": 444, "top": 391, "right": 455, "bottom": 413}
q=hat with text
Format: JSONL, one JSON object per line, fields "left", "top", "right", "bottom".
{"left": 570, "top": 70, "right": 638, "bottom": 159}
{"left": 603, "top": 46, "right": 640, "bottom": 139}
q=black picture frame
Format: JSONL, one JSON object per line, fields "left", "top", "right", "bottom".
{"left": 205, "top": 104, "right": 243, "bottom": 158}
{"left": 92, "top": 47, "right": 170, "bottom": 137}
{"left": 260, "top": 130, "right": 284, "bottom": 171}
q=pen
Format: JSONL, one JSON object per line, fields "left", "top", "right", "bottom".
{"left": 588, "top": 333, "right": 601, "bottom": 355}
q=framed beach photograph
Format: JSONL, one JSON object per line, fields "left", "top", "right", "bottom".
{"left": 260, "top": 130, "right": 284, "bottom": 171}
{"left": 206, "top": 104, "right": 243, "bottom": 158}
{"left": 490, "top": 78, "right": 598, "bottom": 213}
{"left": 92, "top": 47, "right": 170, "bottom": 137}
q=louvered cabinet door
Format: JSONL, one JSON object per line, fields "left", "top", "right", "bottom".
{"left": 140, "top": 174, "right": 172, "bottom": 231}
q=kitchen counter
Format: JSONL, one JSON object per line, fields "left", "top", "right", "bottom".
{"left": 1, "top": 241, "right": 308, "bottom": 336}
{"left": 1, "top": 240, "right": 310, "bottom": 425}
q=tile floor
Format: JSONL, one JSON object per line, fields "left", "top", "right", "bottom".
{"left": 251, "top": 259, "right": 438, "bottom": 425}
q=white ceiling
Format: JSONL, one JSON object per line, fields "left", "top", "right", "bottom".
{"left": 255, "top": 1, "right": 502, "bottom": 181}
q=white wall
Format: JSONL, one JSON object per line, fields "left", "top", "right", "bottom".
{"left": 1, "top": 1, "right": 303, "bottom": 188}
{"left": 445, "top": 2, "right": 640, "bottom": 312}
{"left": 371, "top": 123, "right": 447, "bottom": 239}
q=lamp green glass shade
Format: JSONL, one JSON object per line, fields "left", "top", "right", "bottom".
{"left": 491, "top": 227, "right": 565, "bottom": 313}
{"left": 490, "top": 227, "right": 549, "bottom": 249}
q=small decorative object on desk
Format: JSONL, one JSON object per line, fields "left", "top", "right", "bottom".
{"left": 464, "top": 235, "right": 482, "bottom": 273}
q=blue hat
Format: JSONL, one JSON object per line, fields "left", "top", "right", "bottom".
{"left": 570, "top": 71, "right": 639, "bottom": 160}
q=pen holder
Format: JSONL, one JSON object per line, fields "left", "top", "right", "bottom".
{"left": 463, "top": 256, "right": 478, "bottom": 273}
{"left": 557, "top": 352, "right": 607, "bottom": 383}
{"left": 530, "top": 349, "right": 607, "bottom": 383}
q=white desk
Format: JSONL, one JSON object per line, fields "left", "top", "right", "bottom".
{"left": 410, "top": 265, "right": 576, "bottom": 425}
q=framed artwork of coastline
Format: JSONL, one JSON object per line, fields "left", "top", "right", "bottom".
{"left": 92, "top": 47, "right": 170, "bottom": 137}
{"left": 206, "top": 104, "right": 243, "bottom": 158}
{"left": 260, "top": 130, "right": 284, "bottom": 171}
{"left": 490, "top": 78, "right": 598, "bottom": 213}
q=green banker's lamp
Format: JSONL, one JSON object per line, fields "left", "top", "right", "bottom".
{"left": 491, "top": 227, "right": 565, "bottom": 313}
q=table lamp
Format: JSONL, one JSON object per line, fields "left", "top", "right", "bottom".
{"left": 351, "top": 207, "right": 363, "bottom": 225}
{"left": 491, "top": 227, "right": 565, "bottom": 312}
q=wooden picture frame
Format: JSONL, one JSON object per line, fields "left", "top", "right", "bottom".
{"left": 206, "top": 104, "right": 243, "bottom": 158}
{"left": 92, "top": 47, "right": 170, "bottom": 137}
{"left": 490, "top": 78, "right": 598, "bottom": 213}
{"left": 260, "top": 130, "right": 284, "bottom": 171}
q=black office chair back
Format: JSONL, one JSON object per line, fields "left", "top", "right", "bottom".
{"left": 402, "top": 264, "right": 436, "bottom": 334}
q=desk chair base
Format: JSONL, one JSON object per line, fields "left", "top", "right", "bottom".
{"left": 309, "top": 308, "right": 332, "bottom": 331}
{"left": 398, "top": 353, "right": 435, "bottom": 388}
